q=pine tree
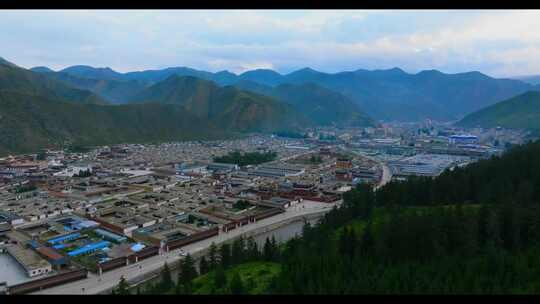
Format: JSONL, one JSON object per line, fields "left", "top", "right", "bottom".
{"left": 245, "top": 277, "right": 256, "bottom": 294}
{"left": 501, "top": 202, "right": 521, "bottom": 251}
{"left": 361, "top": 222, "right": 375, "bottom": 256}
{"left": 160, "top": 262, "right": 173, "bottom": 292}
{"left": 229, "top": 272, "right": 244, "bottom": 295}
{"left": 246, "top": 236, "right": 259, "bottom": 261}
{"left": 209, "top": 242, "right": 219, "bottom": 270}
{"left": 263, "top": 237, "right": 272, "bottom": 261}
{"left": 214, "top": 266, "right": 227, "bottom": 289}
{"left": 231, "top": 236, "right": 245, "bottom": 265}
{"left": 220, "top": 243, "right": 231, "bottom": 268}
{"left": 339, "top": 226, "right": 350, "bottom": 256}
{"left": 178, "top": 254, "right": 198, "bottom": 294}
{"left": 114, "top": 275, "right": 130, "bottom": 295}
{"left": 270, "top": 236, "right": 279, "bottom": 261}
{"left": 199, "top": 256, "right": 210, "bottom": 275}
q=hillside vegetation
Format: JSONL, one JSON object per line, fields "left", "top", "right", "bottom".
{"left": 234, "top": 80, "right": 376, "bottom": 127}
{"left": 129, "top": 75, "right": 311, "bottom": 133}
{"left": 191, "top": 262, "right": 280, "bottom": 295}
{"left": 135, "top": 139, "right": 540, "bottom": 294}
{"left": 0, "top": 64, "right": 108, "bottom": 105}
{"left": 458, "top": 91, "right": 540, "bottom": 133}
{"left": 0, "top": 90, "right": 230, "bottom": 155}
{"left": 0, "top": 64, "right": 313, "bottom": 154}
{"left": 32, "top": 70, "right": 148, "bottom": 104}
{"left": 43, "top": 64, "right": 540, "bottom": 121}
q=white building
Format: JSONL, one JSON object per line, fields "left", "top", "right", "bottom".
{"left": 53, "top": 165, "right": 93, "bottom": 177}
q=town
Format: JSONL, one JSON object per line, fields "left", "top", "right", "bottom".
{"left": 0, "top": 122, "right": 532, "bottom": 295}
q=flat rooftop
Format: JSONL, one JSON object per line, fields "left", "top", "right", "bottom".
{"left": 0, "top": 253, "right": 31, "bottom": 286}
{"left": 6, "top": 244, "right": 51, "bottom": 272}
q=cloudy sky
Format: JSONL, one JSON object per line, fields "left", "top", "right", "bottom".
{"left": 1, "top": 9, "right": 540, "bottom": 77}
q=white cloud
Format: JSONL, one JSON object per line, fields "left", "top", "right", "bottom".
{"left": 0, "top": 10, "right": 539, "bottom": 77}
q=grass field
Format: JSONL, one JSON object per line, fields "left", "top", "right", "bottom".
{"left": 192, "top": 261, "right": 281, "bottom": 294}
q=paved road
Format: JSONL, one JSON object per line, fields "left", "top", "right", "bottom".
{"left": 350, "top": 150, "right": 392, "bottom": 189}
{"left": 279, "top": 150, "right": 313, "bottom": 162}
{"left": 33, "top": 200, "right": 336, "bottom": 295}
{"left": 376, "top": 162, "right": 392, "bottom": 190}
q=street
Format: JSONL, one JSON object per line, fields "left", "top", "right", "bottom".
{"left": 32, "top": 200, "right": 336, "bottom": 295}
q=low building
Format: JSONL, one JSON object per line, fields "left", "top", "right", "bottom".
{"left": 175, "top": 163, "right": 207, "bottom": 175}
{"left": 336, "top": 158, "right": 353, "bottom": 169}
{"left": 0, "top": 282, "right": 7, "bottom": 295}
{"left": 248, "top": 164, "right": 304, "bottom": 178}
{"left": 35, "top": 246, "right": 67, "bottom": 267}
{"left": 0, "top": 212, "right": 25, "bottom": 226}
{"left": 6, "top": 244, "right": 52, "bottom": 277}
{"left": 448, "top": 134, "right": 478, "bottom": 146}
{"left": 67, "top": 240, "right": 111, "bottom": 257}
{"left": 207, "top": 163, "right": 239, "bottom": 173}
{"left": 258, "top": 197, "right": 299, "bottom": 209}
{"left": 94, "top": 228, "right": 127, "bottom": 243}
{"left": 46, "top": 233, "right": 82, "bottom": 246}
{"left": 335, "top": 169, "right": 353, "bottom": 182}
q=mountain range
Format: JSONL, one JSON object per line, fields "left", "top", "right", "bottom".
{"left": 0, "top": 64, "right": 108, "bottom": 105}
{"left": 128, "top": 75, "right": 311, "bottom": 132}
{"left": 513, "top": 75, "right": 540, "bottom": 85}
{"left": 457, "top": 91, "right": 540, "bottom": 134}
{"left": 36, "top": 64, "right": 540, "bottom": 122}
{"left": 30, "top": 65, "right": 376, "bottom": 127}
{"left": 0, "top": 90, "right": 231, "bottom": 155}
{"left": 232, "top": 80, "right": 375, "bottom": 127}
{"left": 1, "top": 55, "right": 539, "bottom": 154}
{"left": 0, "top": 62, "right": 309, "bottom": 154}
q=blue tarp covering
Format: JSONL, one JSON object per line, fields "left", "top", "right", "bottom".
{"left": 47, "top": 232, "right": 81, "bottom": 245}
{"left": 74, "top": 220, "right": 99, "bottom": 230}
{"left": 67, "top": 240, "right": 110, "bottom": 257}
{"left": 130, "top": 243, "right": 146, "bottom": 252}
{"left": 52, "top": 244, "right": 66, "bottom": 249}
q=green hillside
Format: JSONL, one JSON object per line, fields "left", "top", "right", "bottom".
{"left": 130, "top": 75, "right": 311, "bottom": 133}
{"left": 458, "top": 91, "right": 540, "bottom": 132}
{"left": 0, "top": 67, "right": 312, "bottom": 155}
{"left": 191, "top": 262, "right": 280, "bottom": 295}
{"left": 33, "top": 63, "right": 540, "bottom": 122}
{"left": 0, "top": 90, "right": 230, "bottom": 155}
{"left": 0, "top": 64, "right": 108, "bottom": 105}
{"left": 0, "top": 57, "right": 18, "bottom": 68}
{"left": 234, "top": 80, "right": 376, "bottom": 127}
{"left": 36, "top": 71, "right": 149, "bottom": 104}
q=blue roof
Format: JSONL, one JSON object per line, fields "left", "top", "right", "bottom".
{"left": 67, "top": 240, "right": 110, "bottom": 257}
{"left": 75, "top": 220, "right": 99, "bottom": 230}
{"left": 47, "top": 233, "right": 81, "bottom": 245}
{"left": 130, "top": 243, "right": 146, "bottom": 252}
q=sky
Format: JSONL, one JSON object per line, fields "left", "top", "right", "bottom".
{"left": 1, "top": 9, "right": 540, "bottom": 77}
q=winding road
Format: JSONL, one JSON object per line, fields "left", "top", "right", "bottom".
{"left": 350, "top": 150, "right": 393, "bottom": 189}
